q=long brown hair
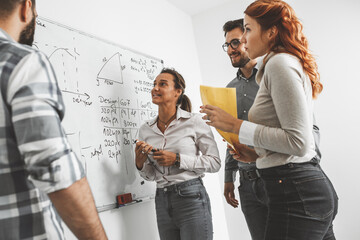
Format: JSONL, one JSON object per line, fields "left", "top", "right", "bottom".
{"left": 245, "top": 0, "right": 323, "bottom": 98}
{"left": 160, "top": 68, "right": 192, "bottom": 112}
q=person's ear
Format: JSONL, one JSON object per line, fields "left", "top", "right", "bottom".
{"left": 20, "top": 0, "right": 33, "bottom": 24}
{"left": 268, "top": 25, "right": 278, "bottom": 40}
{"left": 175, "top": 89, "right": 182, "bottom": 98}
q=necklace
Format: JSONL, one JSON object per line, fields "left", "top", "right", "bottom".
{"left": 158, "top": 112, "right": 176, "bottom": 128}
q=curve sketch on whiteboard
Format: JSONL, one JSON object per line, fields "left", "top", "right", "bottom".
{"left": 48, "top": 47, "right": 80, "bottom": 91}
{"left": 97, "top": 52, "right": 124, "bottom": 86}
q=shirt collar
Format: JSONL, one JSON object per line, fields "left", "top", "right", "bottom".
{"left": 146, "top": 106, "right": 191, "bottom": 126}
{"left": 176, "top": 106, "right": 191, "bottom": 120}
{"left": 0, "top": 28, "right": 15, "bottom": 42}
{"left": 237, "top": 66, "right": 258, "bottom": 80}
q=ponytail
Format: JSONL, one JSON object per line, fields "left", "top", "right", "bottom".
{"left": 178, "top": 94, "right": 192, "bottom": 112}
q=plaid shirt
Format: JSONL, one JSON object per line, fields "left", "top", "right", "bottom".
{"left": 0, "top": 28, "right": 84, "bottom": 239}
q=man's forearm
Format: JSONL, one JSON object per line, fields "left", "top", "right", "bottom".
{"left": 48, "top": 177, "right": 107, "bottom": 239}
{"left": 224, "top": 148, "right": 239, "bottom": 182}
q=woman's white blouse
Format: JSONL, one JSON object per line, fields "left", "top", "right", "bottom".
{"left": 138, "top": 107, "right": 221, "bottom": 188}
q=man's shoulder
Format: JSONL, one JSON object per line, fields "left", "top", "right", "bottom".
{"left": 226, "top": 76, "right": 239, "bottom": 87}
{"left": 0, "top": 40, "right": 42, "bottom": 63}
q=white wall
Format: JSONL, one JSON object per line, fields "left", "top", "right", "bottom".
{"left": 37, "top": 0, "right": 228, "bottom": 239}
{"left": 193, "top": 0, "right": 360, "bottom": 239}
{"left": 35, "top": 0, "right": 360, "bottom": 239}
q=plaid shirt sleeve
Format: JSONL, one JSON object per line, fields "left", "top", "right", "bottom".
{"left": 7, "top": 51, "right": 85, "bottom": 193}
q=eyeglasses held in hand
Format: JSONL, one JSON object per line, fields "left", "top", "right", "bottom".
{"left": 222, "top": 39, "right": 241, "bottom": 52}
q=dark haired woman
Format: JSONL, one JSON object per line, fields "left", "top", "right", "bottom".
{"left": 201, "top": 0, "right": 337, "bottom": 239}
{"left": 135, "top": 68, "right": 220, "bottom": 240}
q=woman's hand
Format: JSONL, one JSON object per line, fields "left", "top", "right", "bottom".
{"left": 200, "top": 105, "right": 242, "bottom": 134}
{"left": 228, "top": 139, "right": 258, "bottom": 163}
{"left": 152, "top": 150, "right": 177, "bottom": 167}
{"left": 135, "top": 140, "right": 154, "bottom": 169}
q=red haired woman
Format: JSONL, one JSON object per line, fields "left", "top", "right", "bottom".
{"left": 201, "top": 0, "right": 338, "bottom": 239}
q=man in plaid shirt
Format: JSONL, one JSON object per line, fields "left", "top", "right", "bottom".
{"left": 0, "top": 0, "right": 107, "bottom": 239}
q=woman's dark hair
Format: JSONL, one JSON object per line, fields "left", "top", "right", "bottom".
{"left": 160, "top": 68, "right": 192, "bottom": 112}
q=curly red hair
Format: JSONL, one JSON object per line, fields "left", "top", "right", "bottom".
{"left": 245, "top": 0, "right": 323, "bottom": 98}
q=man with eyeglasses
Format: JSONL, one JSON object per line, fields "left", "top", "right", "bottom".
{"left": 222, "top": 18, "right": 267, "bottom": 240}
{"left": 0, "top": 0, "right": 107, "bottom": 239}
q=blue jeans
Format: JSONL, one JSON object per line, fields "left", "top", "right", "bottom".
{"left": 238, "top": 175, "right": 268, "bottom": 240}
{"left": 259, "top": 162, "right": 338, "bottom": 240}
{"left": 155, "top": 178, "right": 213, "bottom": 240}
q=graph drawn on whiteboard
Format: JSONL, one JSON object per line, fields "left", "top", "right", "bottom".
{"left": 34, "top": 17, "right": 163, "bottom": 209}
{"left": 97, "top": 52, "right": 124, "bottom": 86}
{"left": 48, "top": 47, "right": 80, "bottom": 92}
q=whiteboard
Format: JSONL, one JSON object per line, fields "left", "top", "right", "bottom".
{"left": 34, "top": 17, "right": 162, "bottom": 209}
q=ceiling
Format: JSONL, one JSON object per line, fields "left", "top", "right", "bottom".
{"left": 166, "top": 0, "right": 234, "bottom": 16}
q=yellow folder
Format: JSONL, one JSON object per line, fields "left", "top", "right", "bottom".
{"left": 200, "top": 85, "right": 239, "bottom": 148}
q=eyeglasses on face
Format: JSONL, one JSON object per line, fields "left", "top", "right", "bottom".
{"left": 222, "top": 39, "right": 241, "bottom": 52}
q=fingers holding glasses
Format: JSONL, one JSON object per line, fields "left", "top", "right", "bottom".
{"left": 143, "top": 145, "right": 153, "bottom": 155}
{"left": 135, "top": 140, "right": 153, "bottom": 158}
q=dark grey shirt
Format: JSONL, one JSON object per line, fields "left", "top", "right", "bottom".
{"left": 224, "top": 68, "right": 259, "bottom": 182}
